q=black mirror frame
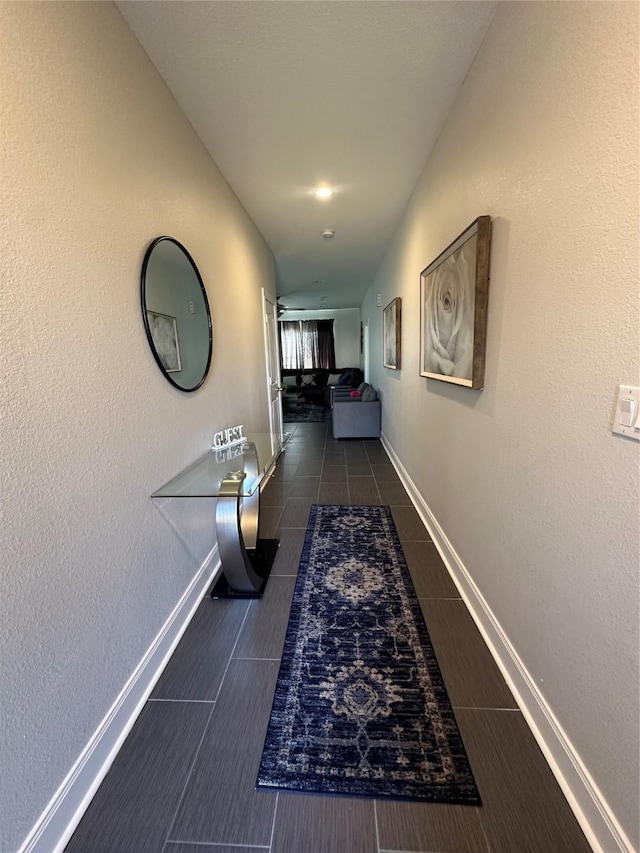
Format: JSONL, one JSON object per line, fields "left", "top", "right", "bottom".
{"left": 141, "top": 236, "right": 212, "bottom": 392}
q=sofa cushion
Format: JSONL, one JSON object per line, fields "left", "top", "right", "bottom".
{"left": 361, "top": 385, "right": 378, "bottom": 402}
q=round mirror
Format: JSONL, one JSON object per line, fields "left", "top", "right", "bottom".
{"left": 141, "top": 236, "right": 212, "bottom": 392}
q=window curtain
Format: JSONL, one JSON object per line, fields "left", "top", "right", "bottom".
{"left": 279, "top": 319, "right": 336, "bottom": 371}
{"left": 316, "top": 320, "right": 336, "bottom": 370}
{"left": 279, "top": 321, "right": 303, "bottom": 370}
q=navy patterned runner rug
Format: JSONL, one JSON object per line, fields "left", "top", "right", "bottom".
{"left": 256, "top": 504, "right": 481, "bottom": 803}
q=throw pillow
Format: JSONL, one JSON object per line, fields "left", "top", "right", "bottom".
{"left": 327, "top": 373, "right": 342, "bottom": 386}
{"left": 337, "top": 371, "right": 352, "bottom": 386}
{"left": 349, "top": 389, "right": 361, "bottom": 397}
{"left": 361, "top": 386, "right": 378, "bottom": 402}
{"left": 300, "top": 374, "right": 315, "bottom": 386}
{"left": 358, "top": 382, "right": 369, "bottom": 393}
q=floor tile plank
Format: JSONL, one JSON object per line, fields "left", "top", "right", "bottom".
{"left": 233, "top": 574, "right": 296, "bottom": 660}
{"left": 271, "top": 528, "right": 306, "bottom": 576}
{"left": 402, "top": 541, "right": 460, "bottom": 599}
{"left": 457, "top": 710, "right": 591, "bottom": 853}
{"left": 376, "top": 799, "right": 488, "bottom": 852}
{"left": 272, "top": 794, "right": 378, "bottom": 853}
{"left": 296, "top": 460, "right": 324, "bottom": 476}
{"left": 259, "top": 503, "right": 283, "bottom": 538}
{"left": 318, "top": 483, "right": 349, "bottom": 504}
{"left": 348, "top": 476, "right": 382, "bottom": 504}
{"left": 377, "top": 481, "right": 413, "bottom": 505}
{"left": 371, "top": 463, "right": 400, "bottom": 482}
{"left": 269, "top": 464, "right": 299, "bottom": 482}
{"left": 151, "top": 597, "right": 249, "bottom": 701}
{"left": 288, "top": 476, "right": 321, "bottom": 498}
{"left": 391, "top": 505, "right": 431, "bottom": 540}
{"left": 169, "top": 660, "right": 279, "bottom": 847}
{"left": 346, "top": 460, "right": 373, "bottom": 476}
{"left": 419, "top": 599, "right": 517, "bottom": 709}
{"left": 65, "top": 702, "right": 212, "bottom": 853}
{"left": 322, "top": 465, "right": 348, "bottom": 483}
{"left": 279, "top": 497, "right": 314, "bottom": 528}
{"left": 261, "top": 480, "right": 291, "bottom": 506}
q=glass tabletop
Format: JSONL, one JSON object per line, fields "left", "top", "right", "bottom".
{"left": 151, "top": 432, "right": 286, "bottom": 498}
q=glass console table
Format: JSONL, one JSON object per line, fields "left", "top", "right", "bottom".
{"left": 152, "top": 432, "right": 287, "bottom": 598}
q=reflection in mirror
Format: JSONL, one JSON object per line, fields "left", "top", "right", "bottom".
{"left": 141, "top": 237, "right": 212, "bottom": 391}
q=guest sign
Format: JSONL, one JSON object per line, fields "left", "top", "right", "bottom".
{"left": 213, "top": 424, "right": 245, "bottom": 448}
{"left": 213, "top": 425, "right": 247, "bottom": 465}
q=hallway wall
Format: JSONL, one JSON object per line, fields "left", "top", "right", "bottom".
{"left": 361, "top": 2, "right": 639, "bottom": 848}
{"left": 0, "top": 3, "right": 274, "bottom": 850}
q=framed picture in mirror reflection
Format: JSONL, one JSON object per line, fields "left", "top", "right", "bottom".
{"left": 146, "top": 310, "right": 182, "bottom": 373}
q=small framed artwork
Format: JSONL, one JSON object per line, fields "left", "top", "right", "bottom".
{"left": 383, "top": 298, "right": 402, "bottom": 370}
{"left": 146, "top": 310, "right": 182, "bottom": 373}
{"left": 419, "top": 216, "right": 491, "bottom": 389}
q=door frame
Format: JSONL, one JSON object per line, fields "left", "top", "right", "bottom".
{"left": 262, "top": 289, "right": 283, "bottom": 440}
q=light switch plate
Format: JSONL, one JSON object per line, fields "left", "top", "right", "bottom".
{"left": 612, "top": 385, "right": 640, "bottom": 441}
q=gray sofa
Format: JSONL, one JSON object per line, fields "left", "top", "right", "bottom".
{"left": 281, "top": 368, "right": 363, "bottom": 404}
{"left": 332, "top": 383, "right": 381, "bottom": 439}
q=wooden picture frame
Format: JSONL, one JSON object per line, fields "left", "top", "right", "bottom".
{"left": 419, "top": 216, "right": 491, "bottom": 389}
{"left": 383, "top": 297, "right": 402, "bottom": 370}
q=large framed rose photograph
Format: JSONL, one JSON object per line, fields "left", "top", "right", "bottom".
{"left": 419, "top": 216, "right": 491, "bottom": 389}
{"left": 383, "top": 297, "right": 401, "bottom": 369}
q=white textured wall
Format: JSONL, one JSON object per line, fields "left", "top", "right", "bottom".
{"left": 0, "top": 3, "right": 274, "bottom": 850}
{"left": 279, "top": 308, "right": 361, "bottom": 368}
{"left": 362, "top": 1, "right": 639, "bottom": 846}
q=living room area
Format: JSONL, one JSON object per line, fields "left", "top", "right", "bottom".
{"left": 278, "top": 306, "right": 380, "bottom": 437}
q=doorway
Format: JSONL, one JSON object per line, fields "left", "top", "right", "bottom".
{"left": 262, "top": 291, "right": 283, "bottom": 440}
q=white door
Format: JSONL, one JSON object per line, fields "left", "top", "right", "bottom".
{"left": 262, "top": 291, "right": 283, "bottom": 440}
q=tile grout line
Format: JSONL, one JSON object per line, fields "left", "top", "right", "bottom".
{"left": 218, "top": 603, "right": 252, "bottom": 694}
{"left": 160, "top": 699, "right": 217, "bottom": 853}
{"left": 233, "top": 656, "right": 281, "bottom": 662}
{"left": 267, "top": 791, "right": 279, "bottom": 852}
{"left": 166, "top": 840, "right": 270, "bottom": 849}
{"left": 476, "top": 802, "right": 493, "bottom": 853}
{"left": 453, "top": 706, "right": 522, "bottom": 712}
{"left": 417, "top": 596, "right": 463, "bottom": 601}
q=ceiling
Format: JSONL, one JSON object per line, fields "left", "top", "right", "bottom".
{"left": 117, "top": 1, "right": 497, "bottom": 310}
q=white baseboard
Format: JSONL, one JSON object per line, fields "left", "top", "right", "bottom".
{"left": 19, "top": 548, "right": 221, "bottom": 853}
{"left": 380, "top": 433, "right": 635, "bottom": 853}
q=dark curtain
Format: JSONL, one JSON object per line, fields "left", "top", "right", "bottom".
{"left": 279, "top": 319, "right": 335, "bottom": 371}
{"left": 316, "top": 319, "right": 336, "bottom": 370}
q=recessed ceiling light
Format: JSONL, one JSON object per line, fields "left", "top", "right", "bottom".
{"left": 315, "top": 187, "right": 333, "bottom": 199}
{"left": 322, "top": 230, "right": 335, "bottom": 239}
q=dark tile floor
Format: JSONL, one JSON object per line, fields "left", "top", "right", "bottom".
{"left": 66, "top": 418, "right": 592, "bottom": 853}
